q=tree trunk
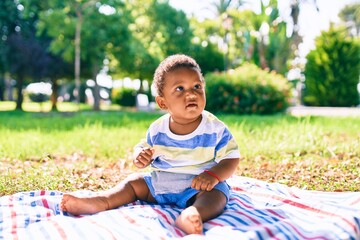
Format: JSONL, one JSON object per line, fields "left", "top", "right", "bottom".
{"left": 92, "top": 65, "right": 100, "bottom": 111}
{"left": 5, "top": 75, "right": 14, "bottom": 101}
{"left": 75, "top": 8, "right": 82, "bottom": 106}
{"left": 0, "top": 74, "right": 4, "bottom": 101}
{"left": 50, "top": 78, "right": 58, "bottom": 111}
{"left": 258, "top": 42, "right": 268, "bottom": 70}
{"left": 15, "top": 73, "right": 24, "bottom": 110}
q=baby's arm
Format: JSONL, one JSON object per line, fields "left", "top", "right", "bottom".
{"left": 134, "top": 147, "right": 154, "bottom": 169}
{"left": 191, "top": 158, "right": 239, "bottom": 191}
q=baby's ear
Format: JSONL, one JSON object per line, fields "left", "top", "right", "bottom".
{"left": 155, "top": 96, "right": 167, "bottom": 110}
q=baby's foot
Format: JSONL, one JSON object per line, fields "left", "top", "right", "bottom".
{"left": 175, "top": 206, "right": 203, "bottom": 235}
{"left": 61, "top": 194, "right": 109, "bottom": 215}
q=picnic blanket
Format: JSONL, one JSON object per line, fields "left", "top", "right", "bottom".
{"left": 1, "top": 176, "right": 360, "bottom": 240}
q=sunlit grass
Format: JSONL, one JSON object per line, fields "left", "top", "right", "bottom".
{"left": 0, "top": 100, "right": 121, "bottom": 112}
{"left": 0, "top": 109, "right": 359, "bottom": 195}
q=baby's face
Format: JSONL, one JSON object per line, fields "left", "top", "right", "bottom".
{"left": 158, "top": 67, "right": 206, "bottom": 123}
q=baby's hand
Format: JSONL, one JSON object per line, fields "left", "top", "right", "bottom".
{"left": 134, "top": 148, "right": 154, "bottom": 168}
{"left": 191, "top": 172, "right": 219, "bottom": 191}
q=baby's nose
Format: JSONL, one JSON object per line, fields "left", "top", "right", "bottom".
{"left": 186, "top": 88, "right": 197, "bottom": 96}
{"left": 186, "top": 92, "right": 197, "bottom": 99}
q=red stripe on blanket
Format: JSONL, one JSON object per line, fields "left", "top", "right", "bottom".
{"left": 51, "top": 220, "right": 68, "bottom": 239}
{"left": 282, "top": 221, "right": 328, "bottom": 240}
{"left": 246, "top": 191, "right": 358, "bottom": 235}
{"left": 282, "top": 198, "right": 358, "bottom": 233}
{"left": 206, "top": 221, "right": 223, "bottom": 227}
{"left": 230, "top": 208, "right": 278, "bottom": 239}
{"left": 153, "top": 209, "right": 185, "bottom": 237}
{"left": 242, "top": 212, "right": 278, "bottom": 239}
{"left": 9, "top": 196, "right": 18, "bottom": 240}
{"left": 119, "top": 211, "right": 137, "bottom": 224}
{"left": 265, "top": 209, "right": 326, "bottom": 240}
{"left": 40, "top": 191, "right": 50, "bottom": 209}
{"left": 231, "top": 195, "right": 346, "bottom": 240}
{"left": 350, "top": 197, "right": 360, "bottom": 206}
{"left": 118, "top": 211, "right": 168, "bottom": 240}
{"left": 87, "top": 218, "right": 118, "bottom": 240}
{"left": 231, "top": 186, "right": 244, "bottom": 191}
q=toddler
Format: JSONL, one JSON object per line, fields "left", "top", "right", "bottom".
{"left": 61, "top": 54, "right": 240, "bottom": 235}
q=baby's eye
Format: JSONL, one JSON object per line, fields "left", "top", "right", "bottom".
{"left": 194, "top": 84, "right": 202, "bottom": 90}
{"left": 175, "top": 86, "right": 184, "bottom": 91}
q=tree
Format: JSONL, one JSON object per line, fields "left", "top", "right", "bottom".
{"left": 205, "top": 0, "right": 245, "bottom": 17}
{"left": 188, "top": 16, "right": 229, "bottom": 73}
{"left": 288, "top": 0, "right": 318, "bottom": 56}
{"left": 7, "top": 32, "right": 72, "bottom": 111}
{"left": 112, "top": 0, "right": 193, "bottom": 91}
{"left": 245, "top": 0, "right": 294, "bottom": 74}
{"left": 339, "top": 3, "right": 360, "bottom": 37}
{"left": 303, "top": 25, "right": 360, "bottom": 107}
{"left": 38, "top": 0, "right": 132, "bottom": 110}
{"left": 188, "top": 0, "right": 299, "bottom": 74}
{"left": 0, "top": 0, "right": 72, "bottom": 110}
{"left": 22, "top": 0, "right": 74, "bottom": 111}
{"left": 193, "top": 0, "right": 246, "bottom": 70}
{"left": 0, "top": 0, "right": 18, "bottom": 101}
{"left": 190, "top": 42, "right": 225, "bottom": 75}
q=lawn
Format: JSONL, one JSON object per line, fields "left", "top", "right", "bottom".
{"left": 0, "top": 102, "right": 359, "bottom": 196}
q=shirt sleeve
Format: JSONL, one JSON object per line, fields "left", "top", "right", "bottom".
{"left": 133, "top": 130, "right": 152, "bottom": 159}
{"left": 214, "top": 127, "right": 240, "bottom": 163}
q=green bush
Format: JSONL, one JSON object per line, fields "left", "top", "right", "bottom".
{"left": 28, "top": 93, "right": 50, "bottom": 103}
{"left": 303, "top": 26, "right": 360, "bottom": 107}
{"left": 112, "top": 87, "right": 137, "bottom": 107}
{"left": 205, "top": 63, "right": 291, "bottom": 115}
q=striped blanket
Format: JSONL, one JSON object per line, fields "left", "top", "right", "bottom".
{"left": 1, "top": 176, "right": 360, "bottom": 240}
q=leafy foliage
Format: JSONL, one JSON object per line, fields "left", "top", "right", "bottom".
{"left": 190, "top": 43, "right": 225, "bottom": 74}
{"left": 28, "top": 93, "right": 50, "bottom": 103}
{"left": 118, "top": 0, "right": 193, "bottom": 82}
{"left": 303, "top": 26, "right": 360, "bottom": 106}
{"left": 338, "top": 3, "right": 360, "bottom": 37}
{"left": 111, "top": 87, "right": 136, "bottom": 107}
{"left": 205, "top": 63, "right": 291, "bottom": 114}
{"left": 0, "top": 0, "right": 73, "bottom": 109}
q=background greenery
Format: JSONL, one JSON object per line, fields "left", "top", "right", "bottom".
{"left": 1, "top": 0, "right": 359, "bottom": 111}
{"left": 304, "top": 25, "right": 360, "bottom": 107}
{"left": 206, "top": 63, "right": 291, "bottom": 114}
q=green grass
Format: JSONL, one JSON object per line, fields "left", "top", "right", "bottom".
{"left": 0, "top": 100, "right": 121, "bottom": 112}
{"left": 0, "top": 102, "right": 359, "bottom": 195}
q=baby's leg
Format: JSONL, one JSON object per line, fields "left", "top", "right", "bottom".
{"left": 175, "top": 189, "right": 227, "bottom": 235}
{"left": 61, "top": 194, "right": 109, "bottom": 215}
{"left": 61, "top": 173, "right": 155, "bottom": 215}
{"left": 175, "top": 206, "right": 203, "bottom": 235}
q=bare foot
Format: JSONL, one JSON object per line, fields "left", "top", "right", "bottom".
{"left": 175, "top": 206, "right": 203, "bottom": 235}
{"left": 61, "top": 194, "right": 110, "bottom": 215}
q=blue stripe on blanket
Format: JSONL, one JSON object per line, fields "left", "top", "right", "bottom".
{"left": 1, "top": 176, "right": 360, "bottom": 239}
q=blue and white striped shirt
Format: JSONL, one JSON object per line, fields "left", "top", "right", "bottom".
{"left": 134, "top": 110, "right": 240, "bottom": 175}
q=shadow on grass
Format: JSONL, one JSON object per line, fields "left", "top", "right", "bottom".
{"left": 0, "top": 108, "right": 163, "bottom": 131}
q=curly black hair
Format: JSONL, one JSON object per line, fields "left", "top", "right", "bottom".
{"left": 153, "top": 54, "right": 204, "bottom": 96}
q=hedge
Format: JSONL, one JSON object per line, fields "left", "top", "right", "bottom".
{"left": 205, "top": 63, "right": 291, "bottom": 115}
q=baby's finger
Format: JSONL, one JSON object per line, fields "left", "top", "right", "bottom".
{"left": 206, "top": 183, "right": 214, "bottom": 191}
{"left": 192, "top": 178, "right": 203, "bottom": 190}
{"left": 191, "top": 177, "right": 199, "bottom": 189}
{"left": 134, "top": 159, "right": 144, "bottom": 168}
{"left": 142, "top": 148, "right": 154, "bottom": 158}
{"left": 137, "top": 154, "right": 149, "bottom": 164}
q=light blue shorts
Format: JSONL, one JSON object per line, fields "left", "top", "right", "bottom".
{"left": 143, "top": 174, "right": 230, "bottom": 208}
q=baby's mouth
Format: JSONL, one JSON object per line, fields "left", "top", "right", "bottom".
{"left": 186, "top": 103, "right": 197, "bottom": 108}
